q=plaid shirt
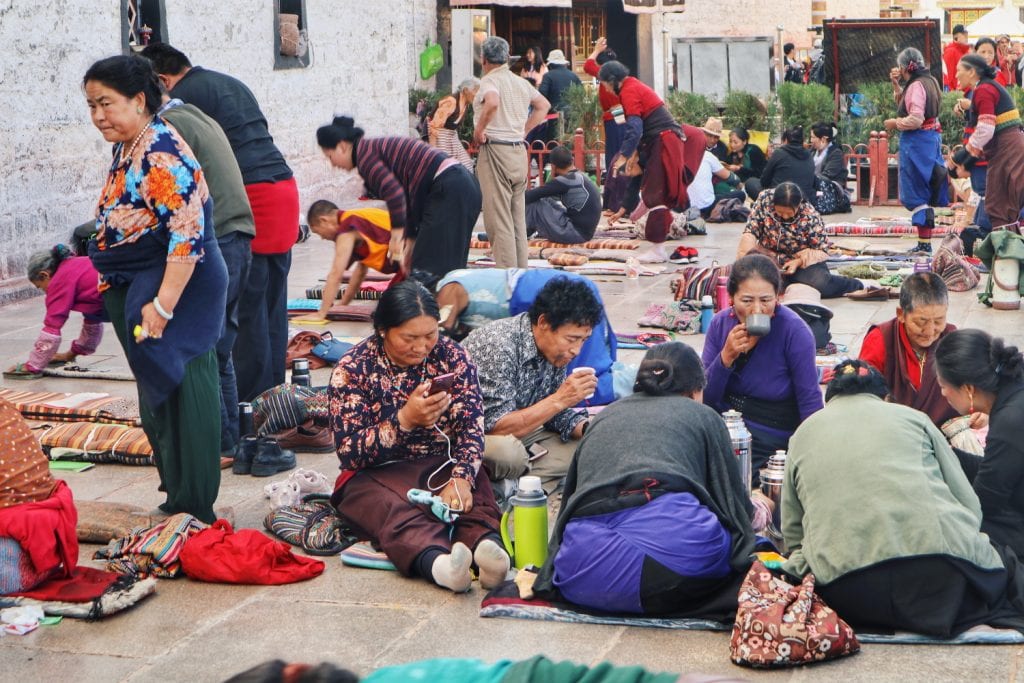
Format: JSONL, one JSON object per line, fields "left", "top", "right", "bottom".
{"left": 462, "top": 313, "right": 585, "bottom": 441}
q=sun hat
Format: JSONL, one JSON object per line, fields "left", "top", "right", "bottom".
{"left": 700, "top": 117, "right": 725, "bottom": 138}
{"left": 546, "top": 49, "right": 570, "bottom": 65}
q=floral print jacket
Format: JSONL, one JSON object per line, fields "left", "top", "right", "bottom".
{"left": 329, "top": 334, "right": 484, "bottom": 483}
{"left": 94, "top": 117, "right": 208, "bottom": 264}
{"left": 742, "top": 190, "right": 830, "bottom": 259}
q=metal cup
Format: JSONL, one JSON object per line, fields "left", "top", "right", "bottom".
{"left": 745, "top": 313, "right": 771, "bottom": 337}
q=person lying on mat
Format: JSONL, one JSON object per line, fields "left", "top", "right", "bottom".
{"left": 5, "top": 244, "right": 106, "bottom": 379}
{"left": 783, "top": 360, "right": 1024, "bottom": 638}
{"left": 437, "top": 268, "right": 618, "bottom": 404}
{"left": 532, "top": 342, "right": 754, "bottom": 617}
{"left": 736, "top": 182, "right": 865, "bottom": 299}
{"left": 329, "top": 281, "right": 509, "bottom": 593}
{"left": 858, "top": 272, "right": 976, "bottom": 430}
{"left": 292, "top": 200, "right": 397, "bottom": 323}
{"left": 462, "top": 277, "right": 602, "bottom": 498}
{"left": 701, "top": 254, "right": 823, "bottom": 485}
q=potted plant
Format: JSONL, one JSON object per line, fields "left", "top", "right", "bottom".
{"left": 666, "top": 90, "right": 717, "bottom": 128}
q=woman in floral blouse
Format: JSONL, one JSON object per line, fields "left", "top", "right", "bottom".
{"left": 329, "top": 281, "right": 509, "bottom": 593}
{"left": 84, "top": 56, "right": 227, "bottom": 524}
{"left": 737, "top": 183, "right": 864, "bottom": 299}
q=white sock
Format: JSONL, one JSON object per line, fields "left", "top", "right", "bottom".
{"left": 474, "top": 538, "right": 511, "bottom": 590}
{"left": 431, "top": 542, "right": 473, "bottom": 593}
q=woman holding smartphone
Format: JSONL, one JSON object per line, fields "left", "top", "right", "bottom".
{"left": 328, "top": 281, "right": 509, "bottom": 593}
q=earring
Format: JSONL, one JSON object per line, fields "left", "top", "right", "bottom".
{"left": 136, "top": 107, "right": 143, "bottom": 114}
{"left": 968, "top": 389, "right": 975, "bottom": 414}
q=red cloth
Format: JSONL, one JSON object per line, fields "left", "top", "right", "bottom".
{"left": 246, "top": 177, "right": 299, "bottom": 255}
{"left": 943, "top": 42, "right": 970, "bottom": 91}
{"left": 617, "top": 77, "right": 664, "bottom": 119}
{"left": 10, "top": 566, "right": 118, "bottom": 602}
{"left": 0, "top": 480, "right": 77, "bottom": 579}
{"left": 584, "top": 58, "right": 620, "bottom": 121}
{"left": 640, "top": 124, "right": 705, "bottom": 216}
{"left": 179, "top": 520, "right": 325, "bottom": 584}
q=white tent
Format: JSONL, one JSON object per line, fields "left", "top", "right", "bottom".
{"left": 966, "top": 7, "right": 1024, "bottom": 39}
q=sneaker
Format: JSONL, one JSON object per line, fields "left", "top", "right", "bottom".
{"left": 232, "top": 435, "right": 259, "bottom": 475}
{"left": 250, "top": 437, "right": 297, "bottom": 477}
{"left": 264, "top": 480, "right": 302, "bottom": 508}
{"left": 907, "top": 242, "right": 932, "bottom": 255}
{"left": 288, "top": 468, "right": 332, "bottom": 496}
{"left": 669, "top": 246, "right": 691, "bottom": 264}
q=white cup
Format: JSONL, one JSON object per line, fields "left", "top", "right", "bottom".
{"left": 572, "top": 366, "right": 596, "bottom": 399}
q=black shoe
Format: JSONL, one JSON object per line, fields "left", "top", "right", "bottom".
{"left": 907, "top": 242, "right": 932, "bottom": 255}
{"left": 250, "top": 437, "right": 297, "bottom": 477}
{"left": 232, "top": 435, "right": 259, "bottom": 475}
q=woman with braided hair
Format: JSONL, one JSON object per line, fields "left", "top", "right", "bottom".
{"left": 884, "top": 47, "right": 948, "bottom": 255}
{"left": 948, "top": 53, "right": 1024, "bottom": 233}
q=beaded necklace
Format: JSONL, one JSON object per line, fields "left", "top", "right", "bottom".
{"left": 119, "top": 117, "right": 154, "bottom": 164}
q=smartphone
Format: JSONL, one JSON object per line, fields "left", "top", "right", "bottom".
{"left": 527, "top": 443, "right": 549, "bottom": 462}
{"left": 426, "top": 372, "right": 458, "bottom": 396}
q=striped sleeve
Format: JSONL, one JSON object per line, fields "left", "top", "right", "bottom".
{"left": 359, "top": 140, "right": 408, "bottom": 230}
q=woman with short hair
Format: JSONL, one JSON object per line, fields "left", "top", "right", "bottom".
{"left": 784, "top": 360, "right": 1023, "bottom": 637}
{"left": 701, "top": 254, "right": 823, "bottom": 480}
{"left": 329, "top": 281, "right": 507, "bottom": 592}
{"left": 534, "top": 342, "right": 755, "bottom": 616}
{"left": 744, "top": 125, "right": 815, "bottom": 202}
{"left": 936, "top": 330, "right": 1024, "bottom": 558}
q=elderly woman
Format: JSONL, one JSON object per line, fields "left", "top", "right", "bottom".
{"left": 533, "top": 342, "right": 754, "bottom": 616}
{"left": 858, "top": 272, "right": 962, "bottom": 427}
{"left": 738, "top": 183, "right": 865, "bottom": 299}
{"left": 883, "top": 47, "right": 948, "bottom": 255}
{"left": 84, "top": 55, "right": 226, "bottom": 523}
{"left": 328, "top": 281, "right": 508, "bottom": 593}
{"left": 701, "top": 254, "right": 823, "bottom": 480}
{"left": 317, "top": 116, "right": 481, "bottom": 289}
{"left": 5, "top": 245, "right": 105, "bottom": 379}
{"left": 428, "top": 78, "right": 478, "bottom": 172}
{"left": 784, "top": 360, "right": 1023, "bottom": 637}
{"left": 949, "top": 53, "right": 1024, "bottom": 233}
{"left": 598, "top": 60, "right": 704, "bottom": 244}
{"left": 936, "top": 330, "right": 1024, "bottom": 559}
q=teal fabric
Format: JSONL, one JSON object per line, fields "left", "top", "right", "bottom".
{"left": 503, "top": 656, "right": 678, "bottom": 683}
{"left": 364, "top": 658, "right": 511, "bottom": 683}
{"left": 975, "top": 229, "right": 1024, "bottom": 305}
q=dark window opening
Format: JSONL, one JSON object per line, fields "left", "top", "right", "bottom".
{"left": 275, "top": 0, "right": 311, "bottom": 70}
{"left": 121, "top": 0, "right": 167, "bottom": 55}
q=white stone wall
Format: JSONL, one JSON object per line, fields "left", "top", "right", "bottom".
{"left": 0, "top": 0, "right": 436, "bottom": 297}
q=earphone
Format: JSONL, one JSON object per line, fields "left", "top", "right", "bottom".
{"left": 425, "top": 423, "right": 465, "bottom": 512}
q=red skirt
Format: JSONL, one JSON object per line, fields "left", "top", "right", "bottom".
{"left": 246, "top": 177, "right": 299, "bottom": 255}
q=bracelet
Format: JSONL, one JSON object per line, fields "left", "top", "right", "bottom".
{"left": 152, "top": 296, "right": 174, "bottom": 320}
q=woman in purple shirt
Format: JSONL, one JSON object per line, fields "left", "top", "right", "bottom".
{"left": 701, "top": 254, "right": 823, "bottom": 481}
{"left": 5, "top": 245, "right": 105, "bottom": 379}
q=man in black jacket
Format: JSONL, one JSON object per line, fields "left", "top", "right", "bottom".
{"left": 537, "top": 49, "right": 582, "bottom": 140}
{"left": 525, "top": 146, "right": 601, "bottom": 243}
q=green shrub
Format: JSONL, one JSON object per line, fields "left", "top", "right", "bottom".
{"left": 666, "top": 90, "right": 718, "bottom": 127}
{"left": 558, "top": 84, "right": 603, "bottom": 147}
{"left": 721, "top": 91, "right": 767, "bottom": 131}
{"left": 777, "top": 82, "right": 834, "bottom": 135}
{"left": 847, "top": 81, "right": 899, "bottom": 152}
{"left": 1010, "top": 86, "right": 1024, "bottom": 120}
{"left": 939, "top": 90, "right": 966, "bottom": 150}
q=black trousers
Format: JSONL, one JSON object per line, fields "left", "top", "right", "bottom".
{"left": 410, "top": 165, "right": 481, "bottom": 290}
{"left": 786, "top": 262, "right": 863, "bottom": 299}
{"left": 234, "top": 250, "right": 291, "bottom": 402}
{"left": 215, "top": 232, "right": 252, "bottom": 452}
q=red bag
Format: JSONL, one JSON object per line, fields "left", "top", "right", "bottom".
{"left": 179, "top": 520, "right": 325, "bottom": 585}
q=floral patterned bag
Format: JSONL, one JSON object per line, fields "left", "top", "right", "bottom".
{"left": 730, "top": 561, "right": 860, "bottom": 668}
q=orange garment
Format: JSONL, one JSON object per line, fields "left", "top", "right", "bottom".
{"left": 0, "top": 398, "right": 56, "bottom": 509}
{"left": 337, "top": 207, "right": 396, "bottom": 274}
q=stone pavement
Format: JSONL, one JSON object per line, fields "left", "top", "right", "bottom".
{"left": 2, "top": 207, "right": 1024, "bottom": 682}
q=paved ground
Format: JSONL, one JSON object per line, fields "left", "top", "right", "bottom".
{"left": 2, "top": 206, "right": 1024, "bottom": 682}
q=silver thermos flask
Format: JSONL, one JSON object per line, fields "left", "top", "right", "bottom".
{"left": 722, "top": 409, "right": 752, "bottom": 491}
{"left": 760, "top": 449, "right": 787, "bottom": 552}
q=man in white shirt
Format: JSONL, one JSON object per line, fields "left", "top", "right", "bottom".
{"left": 689, "top": 150, "right": 744, "bottom": 218}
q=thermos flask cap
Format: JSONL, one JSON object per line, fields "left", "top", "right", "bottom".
{"left": 518, "top": 475, "right": 543, "bottom": 493}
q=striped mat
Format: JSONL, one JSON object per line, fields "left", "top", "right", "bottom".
{"left": 471, "top": 238, "right": 640, "bottom": 250}
{"left": 0, "top": 388, "right": 140, "bottom": 426}
{"left": 825, "top": 222, "right": 952, "bottom": 237}
{"left": 39, "top": 422, "right": 153, "bottom": 466}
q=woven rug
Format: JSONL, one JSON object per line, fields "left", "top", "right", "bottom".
{"left": 39, "top": 422, "right": 154, "bottom": 466}
{"left": 825, "top": 221, "right": 953, "bottom": 238}
{"left": 470, "top": 238, "right": 640, "bottom": 250}
{"left": 0, "top": 389, "right": 139, "bottom": 426}
{"left": 42, "top": 365, "right": 135, "bottom": 381}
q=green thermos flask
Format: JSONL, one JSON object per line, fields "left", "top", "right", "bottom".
{"left": 500, "top": 475, "right": 549, "bottom": 569}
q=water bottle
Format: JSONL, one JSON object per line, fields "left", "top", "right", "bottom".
{"left": 292, "top": 358, "right": 311, "bottom": 387}
{"left": 499, "top": 475, "right": 549, "bottom": 569}
{"left": 715, "top": 275, "right": 730, "bottom": 312}
{"left": 722, "top": 409, "right": 752, "bottom": 490}
{"left": 626, "top": 256, "right": 640, "bottom": 280}
{"left": 912, "top": 256, "right": 931, "bottom": 274}
{"left": 760, "top": 450, "right": 787, "bottom": 551}
{"left": 238, "top": 402, "right": 254, "bottom": 438}
{"left": 700, "top": 295, "right": 714, "bottom": 333}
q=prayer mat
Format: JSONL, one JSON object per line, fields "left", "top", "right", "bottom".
{"left": 0, "top": 389, "right": 139, "bottom": 427}
{"left": 470, "top": 238, "right": 640, "bottom": 251}
{"left": 42, "top": 366, "right": 135, "bottom": 381}
{"left": 304, "top": 279, "right": 390, "bottom": 301}
{"left": 825, "top": 221, "right": 952, "bottom": 238}
{"left": 0, "top": 569, "right": 157, "bottom": 619}
{"left": 339, "top": 541, "right": 396, "bottom": 571}
{"left": 39, "top": 422, "right": 153, "bottom": 466}
{"left": 75, "top": 501, "right": 157, "bottom": 543}
{"left": 287, "top": 300, "right": 375, "bottom": 322}
{"left": 480, "top": 583, "right": 1024, "bottom": 644}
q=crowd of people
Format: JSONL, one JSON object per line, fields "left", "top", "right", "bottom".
{"left": 5, "top": 30, "right": 1024, "bottom": 658}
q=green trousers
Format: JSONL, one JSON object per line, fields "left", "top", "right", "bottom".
{"left": 104, "top": 287, "right": 221, "bottom": 523}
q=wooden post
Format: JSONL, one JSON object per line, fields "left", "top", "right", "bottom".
{"left": 573, "top": 128, "right": 586, "bottom": 173}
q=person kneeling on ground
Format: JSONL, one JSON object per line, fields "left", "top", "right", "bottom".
{"left": 437, "top": 268, "right": 618, "bottom": 404}
{"left": 293, "top": 200, "right": 398, "bottom": 323}
{"left": 462, "top": 277, "right": 603, "bottom": 497}
{"left": 532, "top": 342, "right": 754, "bottom": 616}
{"left": 5, "top": 245, "right": 105, "bottom": 379}
{"left": 329, "top": 281, "right": 509, "bottom": 593}
{"left": 737, "top": 182, "right": 866, "bottom": 299}
{"left": 524, "top": 146, "right": 601, "bottom": 244}
{"left": 783, "top": 360, "right": 1024, "bottom": 637}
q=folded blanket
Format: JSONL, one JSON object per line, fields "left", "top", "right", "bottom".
{"left": 471, "top": 238, "right": 640, "bottom": 251}
{"left": 94, "top": 513, "right": 208, "bottom": 579}
{"left": 38, "top": 422, "right": 153, "bottom": 466}
{"left": 0, "top": 568, "right": 157, "bottom": 619}
{"left": 0, "top": 389, "right": 139, "bottom": 427}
